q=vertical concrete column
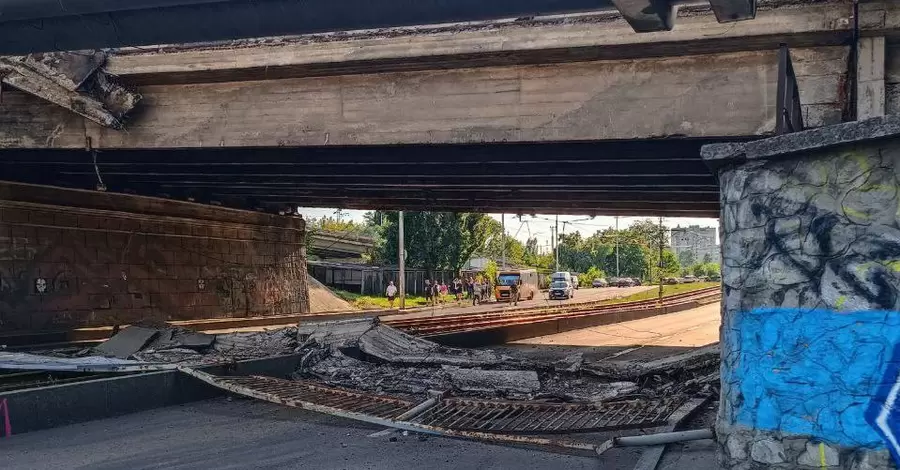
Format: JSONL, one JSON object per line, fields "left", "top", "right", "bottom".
{"left": 702, "top": 116, "right": 900, "bottom": 470}
{"left": 859, "top": 36, "right": 886, "bottom": 120}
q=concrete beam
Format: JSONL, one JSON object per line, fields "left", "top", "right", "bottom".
{"left": 104, "top": 2, "right": 852, "bottom": 86}
{"left": 0, "top": 47, "right": 849, "bottom": 149}
{"left": 610, "top": 0, "right": 674, "bottom": 32}
{"left": 707, "top": 0, "right": 756, "bottom": 23}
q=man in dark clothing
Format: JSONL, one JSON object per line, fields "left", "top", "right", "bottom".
{"left": 510, "top": 280, "right": 520, "bottom": 306}
{"left": 424, "top": 280, "right": 432, "bottom": 305}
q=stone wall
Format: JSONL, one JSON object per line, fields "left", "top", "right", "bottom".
{"left": 0, "top": 181, "right": 309, "bottom": 333}
{"left": 702, "top": 116, "right": 900, "bottom": 470}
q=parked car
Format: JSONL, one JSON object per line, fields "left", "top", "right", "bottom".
{"left": 592, "top": 278, "right": 608, "bottom": 288}
{"left": 571, "top": 276, "right": 580, "bottom": 289}
{"left": 633, "top": 278, "right": 643, "bottom": 286}
{"left": 663, "top": 277, "right": 680, "bottom": 285}
{"left": 548, "top": 281, "right": 574, "bottom": 300}
{"left": 682, "top": 275, "right": 698, "bottom": 283}
{"left": 616, "top": 277, "right": 636, "bottom": 288}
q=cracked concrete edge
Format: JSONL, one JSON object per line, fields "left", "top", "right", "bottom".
{"left": 700, "top": 115, "right": 900, "bottom": 168}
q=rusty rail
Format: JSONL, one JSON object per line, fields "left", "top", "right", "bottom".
{"left": 385, "top": 286, "right": 720, "bottom": 337}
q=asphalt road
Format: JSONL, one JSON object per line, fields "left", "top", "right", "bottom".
{"left": 383, "top": 285, "right": 654, "bottom": 321}
{"left": 1, "top": 399, "right": 625, "bottom": 470}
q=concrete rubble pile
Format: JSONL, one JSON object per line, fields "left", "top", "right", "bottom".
{"left": 81, "top": 322, "right": 299, "bottom": 366}
{"left": 294, "top": 318, "right": 719, "bottom": 403}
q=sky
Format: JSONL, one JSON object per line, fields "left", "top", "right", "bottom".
{"left": 299, "top": 207, "right": 719, "bottom": 254}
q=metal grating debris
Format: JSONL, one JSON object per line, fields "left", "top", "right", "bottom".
{"left": 411, "top": 397, "right": 684, "bottom": 434}
{"left": 183, "top": 370, "right": 683, "bottom": 435}
{"left": 191, "top": 373, "right": 415, "bottom": 420}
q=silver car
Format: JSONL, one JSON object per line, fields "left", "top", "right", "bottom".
{"left": 549, "top": 281, "right": 574, "bottom": 300}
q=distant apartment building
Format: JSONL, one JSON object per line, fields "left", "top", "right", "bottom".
{"left": 670, "top": 225, "right": 719, "bottom": 264}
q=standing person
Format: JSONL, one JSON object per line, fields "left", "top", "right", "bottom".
{"left": 454, "top": 278, "right": 463, "bottom": 302}
{"left": 510, "top": 279, "right": 520, "bottom": 306}
{"left": 467, "top": 276, "right": 475, "bottom": 300}
{"left": 424, "top": 280, "right": 432, "bottom": 306}
{"left": 386, "top": 281, "right": 398, "bottom": 308}
{"left": 472, "top": 277, "right": 481, "bottom": 306}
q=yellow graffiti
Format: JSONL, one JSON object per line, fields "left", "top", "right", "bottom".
{"left": 842, "top": 205, "right": 870, "bottom": 220}
{"left": 835, "top": 296, "right": 848, "bottom": 310}
{"left": 819, "top": 442, "right": 826, "bottom": 468}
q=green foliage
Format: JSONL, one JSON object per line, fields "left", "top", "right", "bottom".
{"left": 484, "top": 259, "right": 499, "bottom": 284}
{"left": 582, "top": 266, "right": 605, "bottom": 287}
{"left": 677, "top": 250, "right": 696, "bottom": 268}
{"left": 372, "top": 211, "right": 494, "bottom": 274}
{"left": 686, "top": 262, "right": 721, "bottom": 278}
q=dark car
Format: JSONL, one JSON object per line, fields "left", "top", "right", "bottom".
{"left": 591, "top": 278, "right": 608, "bottom": 288}
{"left": 549, "top": 281, "right": 574, "bottom": 300}
{"left": 663, "top": 277, "right": 680, "bottom": 285}
{"left": 616, "top": 277, "right": 636, "bottom": 288}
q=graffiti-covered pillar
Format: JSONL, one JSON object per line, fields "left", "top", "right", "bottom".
{"left": 702, "top": 116, "right": 900, "bottom": 470}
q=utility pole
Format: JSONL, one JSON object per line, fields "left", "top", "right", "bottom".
{"left": 554, "top": 215, "right": 560, "bottom": 271}
{"left": 501, "top": 213, "right": 506, "bottom": 269}
{"left": 398, "top": 211, "right": 406, "bottom": 310}
{"left": 658, "top": 216, "right": 664, "bottom": 304}
{"left": 615, "top": 216, "right": 620, "bottom": 277}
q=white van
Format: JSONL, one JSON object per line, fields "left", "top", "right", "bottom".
{"left": 551, "top": 271, "right": 573, "bottom": 284}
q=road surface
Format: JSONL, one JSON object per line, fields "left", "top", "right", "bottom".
{"left": 1, "top": 398, "right": 717, "bottom": 470}
{"left": 491, "top": 302, "right": 721, "bottom": 364}
{"left": 382, "top": 285, "right": 655, "bottom": 321}
{"left": 1, "top": 399, "right": 627, "bottom": 470}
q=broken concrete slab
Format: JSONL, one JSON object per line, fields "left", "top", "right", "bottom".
{"left": 443, "top": 367, "right": 540, "bottom": 394}
{"left": 298, "top": 317, "right": 377, "bottom": 349}
{"left": 0, "top": 51, "right": 141, "bottom": 129}
{"left": 0, "top": 351, "right": 175, "bottom": 372}
{"left": 583, "top": 344, "right": 720, "bottom": 380}
{"left": 358, "top": 324, "right": 512, "bottom": 367}
{"left": 94, "top": 326, "right": 159, "bottom": 359}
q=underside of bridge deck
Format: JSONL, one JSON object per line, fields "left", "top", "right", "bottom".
{"left": 0, "top": 138, "right": 729, "bottom": 217}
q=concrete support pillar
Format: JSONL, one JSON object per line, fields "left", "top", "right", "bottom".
{"left": 701, "top": 116, "right": 900, "bottom": 470}
{"left": 858, "top": 36, "right": 886, "bottom": 120}
{"left": 0, "top": 181, "right": 309, "bottom": 333}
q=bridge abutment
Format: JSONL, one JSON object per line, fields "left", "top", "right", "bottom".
{"left": 0, "top": 182, "right": 309, "bottom": 333}
{"left": 703, "top": 116, "right": 900, "bottom": 469}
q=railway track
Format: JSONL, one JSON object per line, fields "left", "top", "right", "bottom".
{"left": 384, "top": 286, "right": 721, "bottom": 338}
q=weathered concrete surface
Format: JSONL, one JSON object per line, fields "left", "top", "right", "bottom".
{"left": 0, "top": 44, "right": 849, "bottom": 148}
{"left": 104, "top": 2, "right": 851, "bottom": 85}
{"left": 0, "top": 181, "right": 309, "bottom": 332}
{"left": 702, "top": 117, "right": 900, "bottom": 469}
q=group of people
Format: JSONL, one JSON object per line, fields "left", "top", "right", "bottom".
{"left": 385, "top": 275, "right": 494, "bottom": 308}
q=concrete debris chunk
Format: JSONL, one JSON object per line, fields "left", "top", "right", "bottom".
{"left": 298, "top": 317, "right": 377, "bottom": 349}
{"left": 583, "top": 344, "right": 720, "bottom": 380}
{"left": 95, "top": 323, "right": 215, "bottom": 359}
{"left": 0, "top": 351, "right": 175, "bottom": 372}
{"left": 357, "top": 324, "right": 510, "bottom": 367}
{"left": 94, "top": 326, "right": 160, "bottom": 359}
{"left": 443, "top": 367, "right": 540, "bottom": 394}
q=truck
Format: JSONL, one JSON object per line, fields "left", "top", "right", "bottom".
{"left": 495, "top": 269, "right": 539, "bottom": 302}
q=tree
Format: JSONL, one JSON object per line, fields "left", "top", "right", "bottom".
{"left": 484, "top": 260, "right": 499, "bottom": 285}
{"left": 677, "top": 250, "right": 697, "bottom": 268}
{"left": 659, "top": 249, "right": 681, "bottom": 277}
{"left": 583, "top": 266, "right": 606, "bottom": 287}
{"left": 702, "top": 252, "right": 716, "bottom": 264}
{"left": 373, "top": 211, "right": 495, "bottom": 274}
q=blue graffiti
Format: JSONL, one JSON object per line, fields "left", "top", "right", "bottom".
{"left": 727, "top": 308, "right": 900, "bottom": 451}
